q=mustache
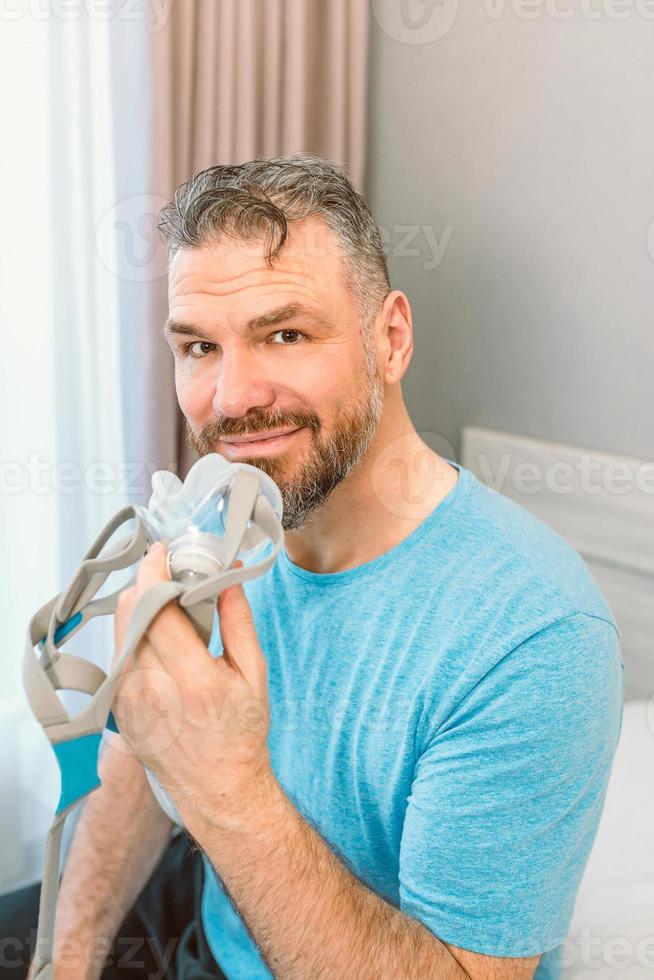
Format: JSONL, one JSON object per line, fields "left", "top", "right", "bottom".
{"left": 187, "top": 410, "right": 321, "bottom": 445}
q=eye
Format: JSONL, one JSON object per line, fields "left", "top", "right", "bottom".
{"left": 183, "top": 341, "right": 217, "bottom": 358}
{"left": 269, "top": 329, "right": 305, "bottom": 345}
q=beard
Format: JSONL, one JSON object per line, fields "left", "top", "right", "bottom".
{"left": 184, "top": 361, "right": 385, "bottom": 532}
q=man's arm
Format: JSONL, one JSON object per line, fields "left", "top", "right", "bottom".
{"left": 29, "top": 731, "right": 174, "bottom": 980}
{"left": 181, "top": 773, "right": 540, "bottom": 980}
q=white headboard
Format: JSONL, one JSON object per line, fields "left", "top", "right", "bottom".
{"left": 461, "top": 427, "right": 654, "bottom": 701}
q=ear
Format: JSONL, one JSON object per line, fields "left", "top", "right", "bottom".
{"left": 378, "top": 290, "right": 414, "bottom": 384}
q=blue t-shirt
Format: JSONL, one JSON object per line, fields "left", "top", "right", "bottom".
{"left": 201, "top": 460, "right": 624, "bottom": 979}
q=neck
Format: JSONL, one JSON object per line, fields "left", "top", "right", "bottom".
{"left": 283, "top": 393, "right": 458, "bottom": 575}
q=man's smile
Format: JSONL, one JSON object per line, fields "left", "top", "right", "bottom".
{"left": 219, "top": 426, "right": 307, "bottom": 457}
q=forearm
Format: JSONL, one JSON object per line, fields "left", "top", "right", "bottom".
{"left": 48, "top": 732, "right": 174, "bottom": 979}
{"left": 182, "top": 775, "right": 468, "bottom": 980}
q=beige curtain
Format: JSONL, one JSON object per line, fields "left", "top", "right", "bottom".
{"left": 141, "top": 0, "right": 371, "bottom": 481}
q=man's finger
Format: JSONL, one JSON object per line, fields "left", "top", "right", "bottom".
{"left": 217, "top": 576, "right": 266, "bottom": 689}
{"left": 136, "top": 541, "right": 215, "bottom": 668}
{"left": 113, "top": 586, "right": 136, "bottom": 654}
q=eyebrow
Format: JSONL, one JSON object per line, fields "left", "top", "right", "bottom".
{"left": 163, "top": 303, "right": 334, "bottom": 342}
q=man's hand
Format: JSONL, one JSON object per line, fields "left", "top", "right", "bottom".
{"left": 111, "top": 542, "right": 274, "bottom": 820}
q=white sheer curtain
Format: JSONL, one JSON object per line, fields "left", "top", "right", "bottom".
{"left": 0, "top": 12, "right": 145, "bottom": 893}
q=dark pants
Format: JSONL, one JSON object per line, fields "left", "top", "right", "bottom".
{"left": 0, "top": 831, "right": 226, "bottom": 979}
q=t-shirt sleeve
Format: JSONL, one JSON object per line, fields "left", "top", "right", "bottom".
{"left": 398, "top": 611, "right": 624, "bottom": 957}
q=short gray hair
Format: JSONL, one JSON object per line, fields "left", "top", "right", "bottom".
{"left": 158, "top": 153, "right": 391, "bottom": 335}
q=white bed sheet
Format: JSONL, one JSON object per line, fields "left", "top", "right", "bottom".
{"left": 563, "top": 700, "right": 654, "bottom": 979}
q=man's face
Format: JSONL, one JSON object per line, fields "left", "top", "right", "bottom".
{"left": 165, "top": 217, "right": 385, "bottom": 531}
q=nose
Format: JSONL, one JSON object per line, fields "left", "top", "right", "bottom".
{"left": 211, "top": 345, "right": 276, "bottom": 420}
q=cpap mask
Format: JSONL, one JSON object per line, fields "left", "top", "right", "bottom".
{"left": 22, "top": 454, "right": 284, "bottom": 980}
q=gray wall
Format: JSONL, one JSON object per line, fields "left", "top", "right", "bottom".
{"left": 365, "top": 2, "right": 654, "bottom": 463}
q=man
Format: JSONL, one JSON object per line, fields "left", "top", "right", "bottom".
{"left": 2, "top": 154, "right": 623, "bottom": 979}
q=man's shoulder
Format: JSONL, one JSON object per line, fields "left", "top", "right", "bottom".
{"left": 409, "top": 470, "right": 624, "bottom": 759}
{"left": 426, "top": 463, "right": 619, "bottom": 634}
